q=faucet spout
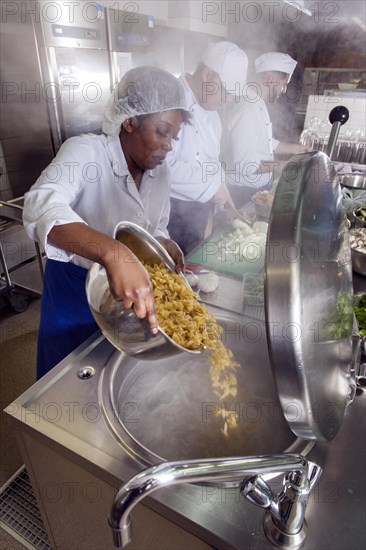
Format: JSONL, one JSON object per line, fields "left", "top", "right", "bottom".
{"left": 109, "top": 453, "right": 321, "bottom": 549}
{"left": 110, "top": 513, "right": 132, "bottom": 548}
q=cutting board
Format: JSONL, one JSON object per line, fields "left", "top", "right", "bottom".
{"left": 187, "top": 226, "right": 265, "bottom": 279}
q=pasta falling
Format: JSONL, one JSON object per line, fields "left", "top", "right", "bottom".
{"left": 145, "top": 263, "right": 240, "bottom": 436}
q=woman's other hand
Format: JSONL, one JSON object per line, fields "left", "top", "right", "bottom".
{"left": 213, "top": 183, "right": 232, "bottom": 206}
{"left": 155, "top": 236, "right": 184, "bottom": 273}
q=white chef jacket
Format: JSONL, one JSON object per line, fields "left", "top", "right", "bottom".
{"left": 166, "top": 76, "right": 224, "bottom": 203}
{"left": 23, "top": 133, "right": 171, "bottom": 269}
{"left": 221, "top": 96, "right": 280, "bottom": 189}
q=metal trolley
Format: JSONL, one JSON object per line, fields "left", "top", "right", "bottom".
{"left": 0, "top": 198, "right": 44, "bottom": 312}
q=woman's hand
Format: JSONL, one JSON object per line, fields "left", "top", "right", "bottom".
{"left": 103, "top": 243, "right": 158, "bottom": 334}
{"left": 155, "top": 236, "right": 184, "bottom": 273}
{"left": 48, "top": 223, "right": 159, "bottom": 334}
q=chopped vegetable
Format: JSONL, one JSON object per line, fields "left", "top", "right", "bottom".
{"left": 349, "top": 227, "right": 366, "bottom": 253}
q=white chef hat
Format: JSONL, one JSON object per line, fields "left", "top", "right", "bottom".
{"left": 102, "top": 66, "right": 189, "bottom": 135}
{"left": 255, "top": 52, "right": 297, "bottom": 77}
{"left": 202, "top": 41, "right": 248, "bottom": 96}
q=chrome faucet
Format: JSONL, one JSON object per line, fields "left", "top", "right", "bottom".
{"left": 109, "top": 453, "right": 322, "bottom": 549}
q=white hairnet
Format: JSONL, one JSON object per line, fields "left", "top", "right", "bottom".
{"left": 102, "top": 66, "right": 189, "bottom": 135}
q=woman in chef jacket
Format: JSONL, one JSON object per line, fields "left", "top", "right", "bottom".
{"left": 221, "top": 52, "right": 310, "bottom": 208}
{"left": 23, "top": 66, "right": 190, "bottom": 379}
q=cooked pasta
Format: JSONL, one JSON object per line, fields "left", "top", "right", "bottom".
{"left": 145, "top": 263, "right": 240, "bottom": 436}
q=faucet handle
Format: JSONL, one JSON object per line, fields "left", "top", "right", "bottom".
{"left": 240, "top": 476, "right": 273, "bottom": 509}
{"left": 241, "top": 459, "right": 322, "bottom": 549}
{"left": 241, "top": 459, "right": 322, "bottom": 510}
{"left": 288, "top": 459, "right": 322, "bottom": 491}
{"left": 305, "top": 460, "right": 322, "bottom": 491}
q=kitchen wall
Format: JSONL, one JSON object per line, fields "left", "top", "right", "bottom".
{"left": 305, "top": 94, "right": 366, "bottom": 138}
{"left": 98, "top": 0, "right": 169, "bottom": 25}
{"left": 98, "top": 0, "right": 227, "bottom": 36}
{"left": 1, "top": 1, "right": 365, "bottom": 200}
{"left": 107, "top": 0, "right": 226, "bottom": 75}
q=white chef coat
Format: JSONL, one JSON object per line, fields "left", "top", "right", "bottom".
{"left": 166, "top": 76, "right": 224, "bottom": 203}
{"left": 23, "top": 133, "right": 171, "bottom": 269}
{"left": 221, "top": 96, "right": 280, "bottom": 189}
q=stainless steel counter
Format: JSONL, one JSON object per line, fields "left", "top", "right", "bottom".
{"left": 5, "top": 272, "right": 366, "bottom": 550}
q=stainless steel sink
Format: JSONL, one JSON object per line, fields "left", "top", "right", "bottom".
{"left": 6, "top": 299, "right": 365, "bottom": 550}
{"left": 99, "top": 305, "right": 312, "bottom": 466}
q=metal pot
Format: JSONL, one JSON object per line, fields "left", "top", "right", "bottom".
{"left": 339, "top": 173, "right": 366, "bottom": 190}
{"left": 353, "top": 207, "right": 366, "bottom": 229}
{"left": 85, "top": 222, "right": 203, "bottom": 360}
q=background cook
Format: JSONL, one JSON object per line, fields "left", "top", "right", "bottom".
{"left": 222, "top": 52, "right": 311, "bottom": 208}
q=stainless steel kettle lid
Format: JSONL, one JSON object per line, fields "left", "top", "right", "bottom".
{"left": 265, "top": 151, "right": 354, "bottom": 442}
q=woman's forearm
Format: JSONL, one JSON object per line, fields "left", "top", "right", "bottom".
{"left": 48, "top": 222, "right": 133, "bottom": 268}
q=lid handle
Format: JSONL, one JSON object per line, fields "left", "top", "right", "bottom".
{"left": 329, "top": 105, "right": 349, "bottom": 125}
{"left": 326, "top": 106, "right": 349, "bottom": 160}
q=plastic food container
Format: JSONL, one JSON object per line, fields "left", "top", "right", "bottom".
{"left": 243, "top": 272, "right": 264, "bottom": 306}
{"left": 251, "top": 190, "right": 275, "bottom": 221}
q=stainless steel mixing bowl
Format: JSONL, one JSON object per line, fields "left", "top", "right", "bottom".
{"left": 353, "top": 207, "right": 366, "bottom": 229}
{"left": 339, "top": 173, "right": 366, "bottom": 190}
{"left": 351, "top": 248, "right": 366, "bottom": 276}
{"left": 86, "top": 222, "right": 203, "bottom": 359}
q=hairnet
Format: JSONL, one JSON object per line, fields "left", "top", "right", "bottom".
{"left": 102, "top": 66, "right": 189, "bottom": 135}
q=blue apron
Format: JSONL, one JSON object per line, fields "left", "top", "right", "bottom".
{"left": 37, "top": 259, "right": 98, "bottom": 379}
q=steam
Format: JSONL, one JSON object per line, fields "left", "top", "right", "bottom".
{"left": 220, "top": 0, "right": 366, "bottom": 143}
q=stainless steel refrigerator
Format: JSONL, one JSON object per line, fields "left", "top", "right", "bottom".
{"left": 35, "top": 2, "right": 112, "bottom": 146}
{"left": 0, "top": 1, "right": 154, "bottom": 200}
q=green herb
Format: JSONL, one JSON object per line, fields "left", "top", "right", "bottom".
{"left": 321, "top": 291, "right": 354, "bottom": 341}
{"left": 354, "top": 294, "right": 366, "bottom": 336}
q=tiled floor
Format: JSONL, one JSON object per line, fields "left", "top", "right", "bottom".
{"left": 0, "top": 295, "right": 40, "bottom": 548}
{"left": 0, "top": 529, "right": 25, "bottom": 550}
